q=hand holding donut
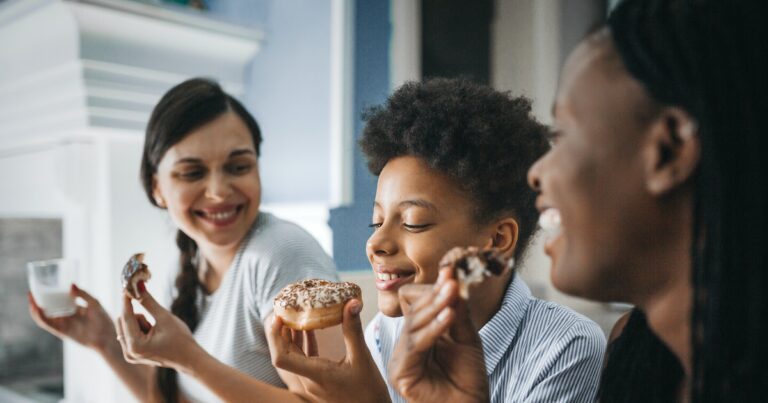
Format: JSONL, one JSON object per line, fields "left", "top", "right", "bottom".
{"left": 267, "top": 280, "right": 390, "bottom": 403}
{"left": 389, "top": 268, "right": 490, "bottom": 403}
{"left": 115, "top": 284, "right": 203, "bottom": 372}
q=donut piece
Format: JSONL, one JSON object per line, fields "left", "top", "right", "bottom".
{"left": 122, "top": 253, "right": 151, "bottom": 299}
{"left": 273, "top": 279, "right": 362, "bottom": 331}
{"left": 439, "top": 247, "right": 514, "bottom": 299}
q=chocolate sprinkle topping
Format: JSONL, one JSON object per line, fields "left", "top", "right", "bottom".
{"left": 274, "top": 279, "right": 362, "bottom": 311}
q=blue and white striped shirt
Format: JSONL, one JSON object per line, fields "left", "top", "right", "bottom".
{"left": 364, "top": 276, "right": 606, "bottom": 403}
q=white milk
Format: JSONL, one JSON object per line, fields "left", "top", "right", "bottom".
{"left": 33, "top": 288, "right": 76, "bottom": 317}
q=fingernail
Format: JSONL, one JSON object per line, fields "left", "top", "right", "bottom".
{"left": 437, "top": 307, "right": 450, "bottom": 322}
{"left": 137, "top": 281, "right": 146, "bottom": 294}
{"left": 437, "top": 283, "right": 451, "bottom": 301}
{"left": 350, "top": 300, "right": 361, "bottom": 316}
{"left": 433, "top": 270, "right": 447, "bottom": 290}
{"left": 71, "top": 284, "right": 78, "bottom": 293}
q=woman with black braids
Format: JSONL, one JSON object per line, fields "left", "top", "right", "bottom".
{"left": 389, "top": 0, "right": 768, "bottom": 401}
{"left": 30, "top": 78, "right": 339, "bottom": 402}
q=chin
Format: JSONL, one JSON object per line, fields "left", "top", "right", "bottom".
{"left": 377, "top": 291, "right": 403, "bottom": 317}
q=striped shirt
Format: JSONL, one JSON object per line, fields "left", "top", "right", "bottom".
{"left": 168, "top": 213, "right": 339, "bottom": 403}
{"left": 364, "top": 275, "right": 606, "bottom": 403}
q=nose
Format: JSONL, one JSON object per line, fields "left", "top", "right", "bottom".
{"left": 527, "top": 156, "right": 544, "bottom": 192}
{"left": 366, "top": 224, "right": 398, "bottom": 258}
{"left": 205, "top": 171, "right": 233, "bottom": 201}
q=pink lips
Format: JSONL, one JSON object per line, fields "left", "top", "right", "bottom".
{"left": 373, "top": 265, "right": 416, "bottom": 291}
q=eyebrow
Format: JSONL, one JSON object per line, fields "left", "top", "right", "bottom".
{"left": 174, "top": 148, "right": 255, "bottom": 165}
{"left": 373, "top": 199, "right": 437, "bottom": 210}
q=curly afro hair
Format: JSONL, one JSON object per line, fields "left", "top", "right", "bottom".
{"left": 360, "top": 77, "right": 550, "bottom": 262}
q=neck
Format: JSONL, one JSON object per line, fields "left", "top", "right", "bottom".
{"left": 636, "top": 197, "right": 694, "bottom": 384}
{"left": 468, "top": 270, "right": 513, "bottom": 329}
{"left": 196, "top": 242, "right": 239, "bottom": 292}
{"left": 643, "top": 272, "right": 692, "bottom": 375}
{"left": 198, "top": 243, "right": 238, "bottom": 274}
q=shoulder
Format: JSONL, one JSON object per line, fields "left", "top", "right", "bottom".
{"left": 608, "top": 309, "right": 633, "bottom": 343}
{"left": 523, "top": 298, "right": 606, "bottom": 349}
{"left": 244, "top": 213, "right": 326, "bottom": 254}
{"left": 241, "top": 213, "right": 334, "bottom": 270}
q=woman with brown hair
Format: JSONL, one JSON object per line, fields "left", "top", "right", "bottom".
{"left": 30, "top": 78, "right": 338, "bottom": 402}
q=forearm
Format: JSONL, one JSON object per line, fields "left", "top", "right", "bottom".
{"left": 98, "top": 339, "right": 157, "bottom": 402}
{"left": 183, "top": 349, "right": 307, "bottom": 403}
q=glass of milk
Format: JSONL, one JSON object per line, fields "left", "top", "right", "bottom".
{"left": 27, "top": 258, "right": 78, "bottom": 317}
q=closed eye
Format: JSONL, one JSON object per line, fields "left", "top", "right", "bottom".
{"left": 226, "top": 163, "right": 253, "bottom": 175}
{"left": 176, "top": 169, "right": 205, "bottom": 181}
{"left": 404, "top": 223, "right": 433, "bottom": 230}
{"left": 545, "top": 129, "right": 562, "bottom": 146}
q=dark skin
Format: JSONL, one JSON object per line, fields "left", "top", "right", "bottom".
{"left": 267, "top": 155, "right": 518, "bottom": 402}
{"left": 389, "top": 30, "right": 700, "bottom": 402}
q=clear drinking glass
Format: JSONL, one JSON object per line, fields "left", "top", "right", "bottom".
{"left": 27, "top": 258, "right": 78, "bottom": 317}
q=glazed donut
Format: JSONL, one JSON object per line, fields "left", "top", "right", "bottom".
{"left": 439, "top": 247, "right": 514, "bottom": 299}
{"left": 122, "top": 253, "right": 151, "bottom": 299}
{"left": 273, "top": 279, "right": 362, "bottom": 331}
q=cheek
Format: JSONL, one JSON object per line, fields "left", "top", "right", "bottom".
{"left": 237, "top": 174, "right": 262, "bottom": 203}
{"left": 404, "top": 242, "right": 443, "bottom": 284}
{"left": 157, "top": 179, "right": 196, "bottom": 211}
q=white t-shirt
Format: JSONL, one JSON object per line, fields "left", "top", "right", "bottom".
{"left": 164, "top": 213, "right": 338, "bottom": 403}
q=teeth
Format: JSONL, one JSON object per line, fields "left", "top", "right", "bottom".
{"left": 539, "top": 208, "right": 562, "bottom": 234}
{"left": 376, "top": 272, "right": 407, "bottom": 281}
{"left": 208, "top": 209, "right": 236, "bottom": 221}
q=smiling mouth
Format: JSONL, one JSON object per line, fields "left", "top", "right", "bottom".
{"left": 375, "top": 272, "right": 409, "bottom": 281}
{"left": 195, "top": 205, "right": 245, "bottom": 226}
{"left": 373, "top": 269, "right": 415, "bottom": 291}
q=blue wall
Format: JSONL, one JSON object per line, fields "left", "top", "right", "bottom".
{"left": 209, "top": 0, "right": 391, "bottom": 270}
{"left": 329, "top": 0, "right": 391, "bottom": 271}
{"left": 209, "top": 0, "right": 334, "bottom": 204}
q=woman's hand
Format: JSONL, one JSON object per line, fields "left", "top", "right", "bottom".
{"left": 28, "top": 284, "right": 116, "bottom": 353}
{"left": 389, "top": 269, "right": 490, "bottom": 403}
{"left": 115, "top": 283, "right": 202, "bottom": 372}
{"left": 267, "top": 299, "right": 390, "bottom": 403}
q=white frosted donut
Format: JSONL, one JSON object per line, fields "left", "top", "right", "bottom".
{"left": 273, "top": 279, "right": 362, "bottom": 331}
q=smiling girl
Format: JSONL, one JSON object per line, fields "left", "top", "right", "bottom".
{"left": 268, "top": 78, "right": 606, "bottom": 403}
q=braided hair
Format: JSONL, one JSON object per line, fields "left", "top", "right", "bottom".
{"left": 139, "top": 78, "right": 262, "bottom": 402}
{"left": 603, "top": 0, "right": 768, "bottom": 401}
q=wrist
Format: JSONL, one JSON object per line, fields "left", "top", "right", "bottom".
{"left": 96, "top": 336, "right": 122, "bottom": 360}
{"left": 174, "top": 341, "right": 210, "bottom": 375}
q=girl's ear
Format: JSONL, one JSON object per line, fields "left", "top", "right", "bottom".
{"left": 485, "top": 218, "right": 519, "bottom": 256}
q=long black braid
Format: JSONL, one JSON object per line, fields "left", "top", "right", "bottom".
{"left": 604, "top": 0, "right": 768, "bottom": 401}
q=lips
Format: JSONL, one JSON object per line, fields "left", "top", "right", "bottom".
{"left": 373, "top": 265, "right": 415, "bottom": 291}
{"left": 194, "top": 204, "right": 244, "bottom": 227}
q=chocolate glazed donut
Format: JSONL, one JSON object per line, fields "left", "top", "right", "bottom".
{"left": 439, "top": 247, "right": 514, "bottom": 299}
{"left": 122, "top": 253, "right": 151, "bottom": 299}
{"left": 274, "top": 279, "right": 362, "bottom": 330}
